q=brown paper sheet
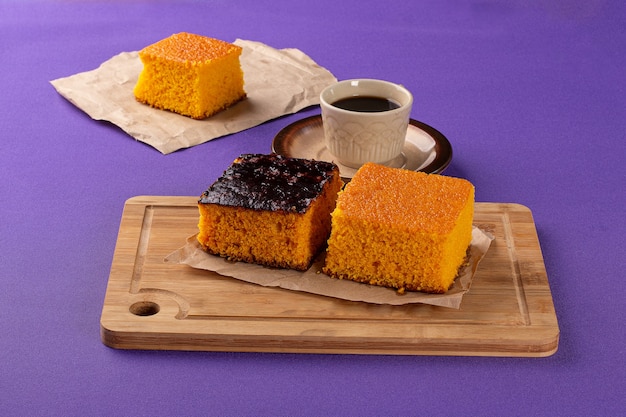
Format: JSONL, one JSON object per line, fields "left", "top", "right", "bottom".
{"left": 164, "top": 227, "right": 494, "bottom": 309}
{"left": 50, "top": 39, "right": 337, "bottom": 154}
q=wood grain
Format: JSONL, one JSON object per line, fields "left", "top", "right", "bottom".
{"left": 100, "top": 196, "right": 559, "bottom": 356}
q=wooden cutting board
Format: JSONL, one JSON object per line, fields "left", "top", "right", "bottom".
{"left": 100, "top": 196, "right": 559, "bottom": 356}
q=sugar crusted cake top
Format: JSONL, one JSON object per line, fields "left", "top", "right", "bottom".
{"left": 199, "top": 154, "right": 339, "bottom": 213}
{"left": 339, "top": 163, "right": 474, "bottom": 234}
{"left": 139, "top": 32, "right": 241, "bottom": 64}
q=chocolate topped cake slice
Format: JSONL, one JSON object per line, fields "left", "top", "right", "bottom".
{"left": 198, "top": 154, "right": 343, "bottom": 271}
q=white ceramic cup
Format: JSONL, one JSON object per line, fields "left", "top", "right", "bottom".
{"left": 320, "top": 79, "right": 413, "bottom": 168}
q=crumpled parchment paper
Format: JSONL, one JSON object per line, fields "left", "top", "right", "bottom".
{"left": 164, "top": 227, "right": 494, "bottom": 309}
{"left": 50, "top": 39, "right": 337, "bottom": 154}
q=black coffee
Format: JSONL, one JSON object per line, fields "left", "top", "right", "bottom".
{"left": 332, "top": 96, "right": 400, "bottom": 112}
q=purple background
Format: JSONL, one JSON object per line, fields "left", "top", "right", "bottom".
{"left": 1, "top": 1, "right": 624, "bottom": 416}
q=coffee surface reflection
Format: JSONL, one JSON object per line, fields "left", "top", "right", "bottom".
{"left": 332, "top": 96, "right": 400, "bottom": 112}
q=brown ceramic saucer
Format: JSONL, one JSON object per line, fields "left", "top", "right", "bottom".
{"left": 271, "top": 115, "right": 452, "bottom": 180}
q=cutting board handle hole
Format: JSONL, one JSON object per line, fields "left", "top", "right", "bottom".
{"left": 130, "top": 301, "right": 160, "bottom": 316}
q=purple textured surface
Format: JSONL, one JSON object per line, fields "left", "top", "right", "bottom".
{"left": 1, "top": 1, "right": 624, "bottom": 416}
